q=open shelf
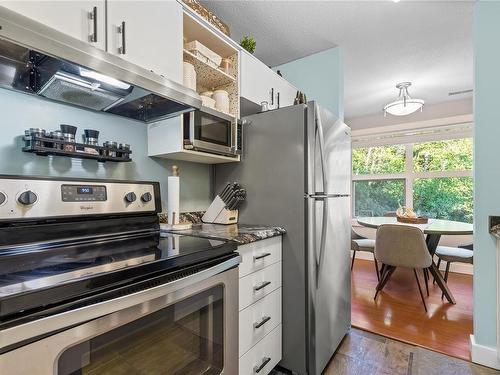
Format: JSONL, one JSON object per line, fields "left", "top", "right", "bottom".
{"left": 23, "top": 135, "right": 132, "bottom": 162}
{"left": 183, "top": 12, "right": 237, "bottom": 58}
{"left": 183, "top": 49, "right": 235, "bottom": 89}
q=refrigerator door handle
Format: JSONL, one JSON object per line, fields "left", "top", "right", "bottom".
{"left": 315, "top": 103, "right": 329, "bottom": 195}
{"left": 316, "top": 197, "right": 328, "bottom": 288}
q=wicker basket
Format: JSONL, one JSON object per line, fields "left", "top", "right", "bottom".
{"left": 396, "top": 216, "right": 429, "bottom": 224}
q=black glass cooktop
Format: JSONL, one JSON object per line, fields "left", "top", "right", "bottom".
{"left": 0, "top": 232, "right": 237, "bottom": 323}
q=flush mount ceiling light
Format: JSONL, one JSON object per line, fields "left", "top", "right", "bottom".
{"left": 383, "top": 82, "right": 424, "bottom": 116}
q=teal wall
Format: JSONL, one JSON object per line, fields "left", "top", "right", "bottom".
{"left": 474, "top": 1, "right": 500, "bottom": 349}
{"left": 0, "top": 89, "right": 211, "bottom": 211}
{"left": 273, "top": 47, "right": 344, "bottom": 120}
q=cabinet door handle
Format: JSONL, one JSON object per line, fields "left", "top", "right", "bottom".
{"left": 118, "top": 21, "right": 126, "bottom": 54}
{"left": 254, "top": 357, "right": 271, "bottom": 373}
{"left": 253, "top": 252, "right": 271, "bottom": 261}
{"left": 89, "top": 6, "right": 97, "bottom": 43}
{"left": 270, "top": 88, "right": 274, "bottom": 105}
{"left": 254, "top": 316, "right": 271, "bottom": 329}
{"left": 277, "top": 91, "right": 280, "bottom": 109}
{"left": 253, "top": 281, "right": 271, "bottom": 291}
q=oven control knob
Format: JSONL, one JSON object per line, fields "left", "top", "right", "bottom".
{"left": 0, "top": 192, "right": 6, "bottom": 205}
{"left": 124, "top": 192, "right": 137, "bottom": 203}
{"left": 141, "top": 192, "right": 152, "bottom": 203}
{"left": 18, "top": 190, "right": 37, "bottom": 206}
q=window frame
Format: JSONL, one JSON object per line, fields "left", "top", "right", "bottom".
{"left": 352, "top": 137, "right": 473, "bottom": 217}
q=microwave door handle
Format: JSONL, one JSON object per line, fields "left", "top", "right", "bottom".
{"left": 189, "top": 112, "right": 195, "bottom": 144}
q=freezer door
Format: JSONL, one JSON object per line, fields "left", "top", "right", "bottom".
{"left": 306, "top": 195, "right": 351, "bottom": 375}
{"left": 306, "top": 102, "right": 352, "bottom": 196}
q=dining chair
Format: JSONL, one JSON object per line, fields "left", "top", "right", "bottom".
{"left": 351, "top": 228, "right": 379, "bottom": 281}
{"left": 374, "top": 224, "right": 433, "bottom": 312}
{"left": 434, "top": 243, "right": 473, "bottom": 297}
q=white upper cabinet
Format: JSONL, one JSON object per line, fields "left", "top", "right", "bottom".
{"left": 106, "top": 0, "right": 182, "bottom": 82}
{"left": 1, "top": 1, "right": 106, "bottom": 50}
{"left": 240, "top": 50, "right": 297, "bottom": 110}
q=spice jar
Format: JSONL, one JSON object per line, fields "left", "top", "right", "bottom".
{"left": 60, "top": 124, "right": 77, "bottom": 152}
{"left": 104, "top": 141, "right": 117, "bottom": 157}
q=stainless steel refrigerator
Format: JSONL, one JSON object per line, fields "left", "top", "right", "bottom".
{"left": 215, "top": 101, "right": 351, "bottom": 375}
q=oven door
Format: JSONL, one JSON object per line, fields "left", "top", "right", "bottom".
{"left": 0, "top": 256, "right": 239, "bottom": 375}
{"left": 184, "top": 108, "right": 236, "bottom": 156}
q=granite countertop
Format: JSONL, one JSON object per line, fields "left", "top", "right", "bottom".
{"left": 489, "top": 216, "right": 500, "bottom": 239}
{"left": 168, "top": 223, "right": 286, "bottom": 245}
{"left": 160, "top": 212, "right": 286, "bottom": 245}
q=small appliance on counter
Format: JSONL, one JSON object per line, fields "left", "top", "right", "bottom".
{"left": 202, "top": 182, "right": 246, "bottom": 224}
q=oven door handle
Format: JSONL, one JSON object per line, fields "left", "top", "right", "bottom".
{"left": 0, "top": 255, "right": 241, "bottom": 351}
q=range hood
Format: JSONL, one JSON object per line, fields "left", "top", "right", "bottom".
{"left": 0, "top": 7, "right": 201, "bottom": 123}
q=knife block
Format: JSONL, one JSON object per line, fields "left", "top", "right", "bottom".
{"left": 202, "top": 195, "right": 239, "bottom": 225}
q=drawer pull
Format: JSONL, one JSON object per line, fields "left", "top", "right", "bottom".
{"left": 254, "top": 357, "right": 271, "bottom": 373}
{"left": 254, "top": 252, "right": 271, "bottom": 261}
{"left": 254, "top": 316, "right": 271, "bottom": 329}
{"left": 253, "top": 281, "right": 271, "bottom": 291}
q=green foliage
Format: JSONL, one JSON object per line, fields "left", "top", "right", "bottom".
{"left": 240, "top": 36, "right": 256, "bottom": 54}
{"left": 354, "top": 180, "right": 405, "bottom": 217}
{"left": 352, "top": 139, "right": 473, "bottom": 223}
{"left": 414, "top": 177, "right": 473, "bottom": 223}
{"left": 413, "top": 138, "right": 473, "bottom": 172}
{"left": 352, "top": 145, "right": 405, "bottom": 175}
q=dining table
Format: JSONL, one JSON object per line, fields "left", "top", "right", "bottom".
{"left": 356, "top": 216, "right": 473, "bottom": 305}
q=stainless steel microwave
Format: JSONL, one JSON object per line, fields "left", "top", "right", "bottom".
{"left": 183, "top": 108, "right": 242, "bottom": 157}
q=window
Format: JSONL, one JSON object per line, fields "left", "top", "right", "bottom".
{"left": 352, "top": 137, "right": 473, "bottom": 223}
{"left": 353, "top": 179, "right": 405, "bottom": 217}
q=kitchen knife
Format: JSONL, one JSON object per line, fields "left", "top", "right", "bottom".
{"left": 226, "top": 196, "right": 238, "bottom": 210}
{"left": 219, "top": 183, "right": 232, "bottom": 201}
{"left": 230, "top": 196, "right": 244, "bottom": 210}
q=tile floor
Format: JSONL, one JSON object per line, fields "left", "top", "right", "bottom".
{"left": 272, "top": 328, "right": 500, "bottom": 375}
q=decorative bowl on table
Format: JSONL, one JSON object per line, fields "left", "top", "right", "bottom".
{"left": 396, "top": 206, "right": 429, "bottom": 224}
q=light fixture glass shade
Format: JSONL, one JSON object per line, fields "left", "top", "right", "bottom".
{"left": 384, "top": 82, "right": 424, "bottom": 116}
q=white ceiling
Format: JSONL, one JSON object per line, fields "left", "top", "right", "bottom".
{"left": 200, "top": 0, "right": 474, "bottom": 119}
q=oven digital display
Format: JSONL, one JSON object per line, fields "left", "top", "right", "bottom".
{"left": 61, "top": 185, "right": 107, "bottom": 202}
{"left": 77, "top": 187, "right": 93, "bottom": 194}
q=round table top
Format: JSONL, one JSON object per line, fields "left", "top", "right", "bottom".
{"left": 356, "top": 216, "right": 473, "bottom": 235}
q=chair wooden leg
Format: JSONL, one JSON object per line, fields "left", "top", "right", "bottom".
{"left": 423, "top": 268, "right": 429, "bottom": 297}
{"left": 374, "top": 257, "right": 380, "bottom": 282}
{"left": 441, "top": 262, "right": 451, "bottom": 300}
{"left": 433, "top": 258, "right": 441, "bottom": 284}
{"left": 414, "top": 269, "right": 428, "bottom": 313}
{"left": 374, "top": 265, "right": 396, "bottom": 300}
{"left": 351, "top": 250, "right": 356, "bottom": 270}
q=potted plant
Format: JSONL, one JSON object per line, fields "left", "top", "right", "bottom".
{"left": 240, "top": 36, "right": 256, "bottom": 54}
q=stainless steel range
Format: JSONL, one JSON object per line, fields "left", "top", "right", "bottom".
{"left": 0, "top": 175, "right": 240, "bottom": 375}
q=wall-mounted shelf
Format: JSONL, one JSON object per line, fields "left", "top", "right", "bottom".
{"left": 23, "top": 135, "right": 132, "bottom": 163}
{"left": 183, "top": 49, "right": 235, "bottom": 89}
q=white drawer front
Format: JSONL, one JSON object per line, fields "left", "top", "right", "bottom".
{"left": 239, "top": 325, "right": 282, "bottom": 375}
{"left": 239, "top": 261, "right": 282, "bottom": 311}
{"left": 237, "top": 236, "right": 282, "bottom": 278}
{"left": 239, "top": 288, "right": 282, "bottom": 356}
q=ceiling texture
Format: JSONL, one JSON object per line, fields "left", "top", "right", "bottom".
{"left": 200, "top": 0, "right": 474, "bottom": 120}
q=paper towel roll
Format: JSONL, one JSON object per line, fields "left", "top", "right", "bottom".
{"left": 168, "top": 166, "right": 180, "bottom": 224}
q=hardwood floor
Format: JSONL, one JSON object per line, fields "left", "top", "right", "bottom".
{"left": 351, "top": 258, "right": 473, "bottom": 360}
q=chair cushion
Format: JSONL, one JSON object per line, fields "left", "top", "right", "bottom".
{"left": 351, "top": 238, "right": 375, "bottom": 252}
{"left": 435, "top": 246, "right": 473, "bottom": 264}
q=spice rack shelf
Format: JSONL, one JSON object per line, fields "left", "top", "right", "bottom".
{"left": 23, "top": 135, "right": 132, "bottom": 163}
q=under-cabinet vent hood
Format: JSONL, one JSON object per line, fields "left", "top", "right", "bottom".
{"left": 0, "top": 7, "right": 201, "bottom": 123}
